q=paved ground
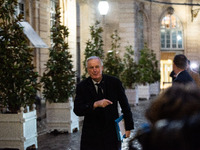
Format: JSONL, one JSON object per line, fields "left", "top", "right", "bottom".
{"left": 0, "top": 97, "right": 154, "bottom": 150}
{"left": 36, "top": 97, "right": 153, "bottom": 150}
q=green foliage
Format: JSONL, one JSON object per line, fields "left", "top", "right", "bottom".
{"left": 0, "top": 0, "right": 40, "bottom": 112}
{"left": 41, "top": 4, "right": 75, "bottom": 103}
{"left": 137, "top": 44, "right": 160, "bottom": 85}
{"left": 103, "top": 30, "right": 124, "bottom": 79}
{"left": 82, "top": 21, "right": 104, "bottom": 78}
{"left": 121, "top": 45, "right": 139, "bottom": 89}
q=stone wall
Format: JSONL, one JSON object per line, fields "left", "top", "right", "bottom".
{"left": 24, "top": 0, "right": 200, "bottom": 84}
{"left": 78, "top": 0, "right": 100, "bottom": 74}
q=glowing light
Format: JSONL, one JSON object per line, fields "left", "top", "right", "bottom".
{"left": 177, "top": 35, "right": 182, "bottom": 41}
{"left": 167, "top": 59, "right": 172, "bottom": 63}
{"left": 98, "top": 1, "right": 109, "bottom": 15}
{"left": 191, "top": 63, "right": 198, "bottom": 69}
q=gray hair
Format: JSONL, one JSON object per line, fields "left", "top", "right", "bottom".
{"left": 86, "top": 56, "right": 103, "bottom": 67}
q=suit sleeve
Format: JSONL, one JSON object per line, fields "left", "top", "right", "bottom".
{"left": 117, "top": 79, "right": 134, "bottom": 130}
{"left": 73, "top": 83, "right": 95, "bottom": 116}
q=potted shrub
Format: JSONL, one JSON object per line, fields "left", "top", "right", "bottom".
{"left": 0, "top": 0, "right": 39, "bottom": 149}
{"left": 149, "top": 49, "right": 160, "bottom": 96}
{"left": 40, "top": 4, "right": 78, "bottom": 133}
{"left": 137, "top": 44, "right": 160, "bottom": 99}
{"left": 104, "top": 30, "right": 124, "bottom": 79}
{"left": 120, "top": 45, "right": 139, "bottom": 106}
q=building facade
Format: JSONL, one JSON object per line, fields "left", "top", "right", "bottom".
{"left": 78, "top": 0, "right": 200, "bottom": 90}
{"left": 16, "top": 0, "right": 200, "bottom": 95}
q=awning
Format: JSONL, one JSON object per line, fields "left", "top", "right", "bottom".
{"left": 19, "top": 21, "right": 48, "bottom": 48}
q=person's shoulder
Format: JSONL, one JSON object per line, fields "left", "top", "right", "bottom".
{"left": 77, "top": 77, "right": 91, "bottom": 86}
{"left": 181, "top": 70, "right": 192, "bottom": 77}
{"left": 103, "top": 74, "right": 121, "bottom": 83}
{"left": 103, "top": 74, "right": 118, "bottom": 80}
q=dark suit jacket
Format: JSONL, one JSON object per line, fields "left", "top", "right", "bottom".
{"left": 74, "top": 74, "right": 134, "bottom": 150}
{"left": 173, "top": 70, "right": 194, "bottom": 85}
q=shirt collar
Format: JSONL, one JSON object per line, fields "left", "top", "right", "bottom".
{"left": 176, "top": 70, "right": 184, "bottom": 78}
{"left": 92, "top": 79, "right": 102, "bottom": 85}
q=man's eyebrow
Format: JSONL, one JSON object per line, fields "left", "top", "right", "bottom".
{"left": 89, "top": 65, "right": 100, "bottom": 68}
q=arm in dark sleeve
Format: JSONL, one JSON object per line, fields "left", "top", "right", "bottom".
{"left": 117, "top": 79, "right": 134, "bottom": 130}
{"left": 73, "top": 84, "right": 95, "bottom": 116}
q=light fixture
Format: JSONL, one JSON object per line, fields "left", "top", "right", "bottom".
{"left": 191, "top": 8, "right": 200, "bottom": 22}
{"left": 191, "top": 62, "right": 198, "bottom": 69}
{"left": 98, "top": 1, "right": 109, "bottom": 15}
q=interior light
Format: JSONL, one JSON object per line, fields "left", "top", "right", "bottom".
{"left": 177, "top": 35, "right": 182, "bottom": 41}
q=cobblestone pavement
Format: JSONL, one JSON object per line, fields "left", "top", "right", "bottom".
{"left": 37, "top": 97, "right": 154, "bottom": 150}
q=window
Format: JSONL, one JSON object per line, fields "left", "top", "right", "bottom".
{"left": 50, "top": 0, "right": 57, "bottom": 45}
{"left": 160, "top": 14, "right": 183, "bottom": 50}
{"left": 15, "top": 0, "right": 25, "bottom": 19}
{"left": 50, "top": 0, "right": 57, "bottom": 28}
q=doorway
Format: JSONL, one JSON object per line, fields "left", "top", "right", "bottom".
{"left": 160, "top": 52, "right": 175, "bottom": 90}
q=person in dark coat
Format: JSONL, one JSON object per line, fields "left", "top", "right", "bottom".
{"left": 172, "top": 54, "right": 194, "bottom": 85}
{"left": 74, "top": 56, "right": 134, "bottom": 150}
{"left": 129, "top": 84, "right": 200, "bottom": 150}
{"left": 169, "top": 70, "right": 176, "bottom": 81}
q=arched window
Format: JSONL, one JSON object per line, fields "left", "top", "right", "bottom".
{"left": 160, "top": 14, "right": 183, "bottom": 50}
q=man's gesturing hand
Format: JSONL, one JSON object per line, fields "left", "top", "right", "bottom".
{"left": 94, "top": 99, "right": 113, "bottom": 108}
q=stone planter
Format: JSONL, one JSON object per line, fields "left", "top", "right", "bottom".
{"left": 125, "top": 87, "right": 138, "bottom": 106}
{"left": 0, "top": 105, "right": 38, "bottom": 150}
{"left": 46, "top": 97, "right": 79, "bottom": 133}
{"left": 150, "top": 81, "right": 160, "bottom": 96}
{"left": 138, "top": 84, "right": 150, "bottom": 100}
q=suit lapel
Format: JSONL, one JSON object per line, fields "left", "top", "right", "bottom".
{"left": 86, "top": 77, "right": 98, "bottom": 99}
{"left": 101, "top": 75, "right": 107, "bottom": 98}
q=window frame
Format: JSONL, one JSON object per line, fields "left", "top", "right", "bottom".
{"left": 160, "top": 14, "right": 184, "bottom": 51}
{"left": 50, "top": 0, "right": 58, "bottom": 46}
{"left": 16, "top": 0, "right": 25, "bottom": 19}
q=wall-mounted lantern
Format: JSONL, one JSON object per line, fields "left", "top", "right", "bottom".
{"left": 98, "top": 1, "right": 109, "bottom": 16}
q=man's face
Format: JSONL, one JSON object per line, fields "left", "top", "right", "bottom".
{"left": 173, "top": 63, "right": 178, "bottom": 74}
{"left": 87, "top": 59, "right": 103, "bottom": 82}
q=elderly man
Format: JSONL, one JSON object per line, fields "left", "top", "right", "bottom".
{"left": 74, "top": 56, "right": 134, "bottom": 150}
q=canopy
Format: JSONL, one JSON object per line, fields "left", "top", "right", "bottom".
{"left": 19, "top": 21, "right": 48, "bottom": 48}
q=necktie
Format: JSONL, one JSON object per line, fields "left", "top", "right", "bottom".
{"left": 95, "top": 83, "right": 104, "bottom": 99}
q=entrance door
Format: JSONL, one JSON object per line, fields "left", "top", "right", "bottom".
{"left": 160, "top": 52, "right": 175, "bottom": 90}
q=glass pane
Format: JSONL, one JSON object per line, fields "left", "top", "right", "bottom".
{"left": 172, "top": 30, "right": 177, "bottom": 48}
{"left": 171, "top": 15, "right": 176, "bottom": 28}
{"left": 160, "top": 30, "right": 165, "bottom": 48}
{"left": 166, "top": 30, "right": 170, "bottom": 48}
{"left": 161, "top": 18, "right": 166, "bottom": 28}
{"left": 17, "top": 1, "right": 25, "bottom": 19}
{"left": 178, "top": 31, "right": 183, "bottom": 48}
{"left": 161, "top": 15, "right": 170, "bottom": 28}
{"left": 166, "top": 15, "right": 171, "bottom": 29}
